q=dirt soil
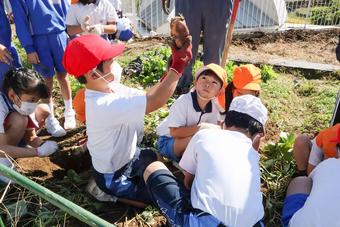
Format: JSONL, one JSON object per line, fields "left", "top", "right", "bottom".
{"left": 230, "top": 29, "right": 340, "bottom": 65}
{"left": 11, "top": 28, "right": 340, "bottom": 226}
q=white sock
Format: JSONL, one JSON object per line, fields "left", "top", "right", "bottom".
{"left": 64, "top": 99, "right": 72, "bottom": 112}
{"left": 46, "top": 102, "right": 55, "bottom": 122}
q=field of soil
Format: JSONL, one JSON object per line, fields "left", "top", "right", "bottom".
{"left": 7, "top": 28, "right": 340, "bottom": 226}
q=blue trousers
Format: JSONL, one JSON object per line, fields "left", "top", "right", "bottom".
{"left": 175, "top": 0, "right": 233, "bottom": 90}
{"left": 0, "top": 45, "right": 21, "bottom": 91}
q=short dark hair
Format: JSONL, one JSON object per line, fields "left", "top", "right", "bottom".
{"left": 197, "top": 69, "right": 223, "bottom": 88}
{"left": 76, "top": 61, "right": 104, "bottom": 84}
{"left": 79, "top": 0, "right": 96, "bottom": 5}
{"left": 3, "top": 68, "right": 50, "bottom": 99}
{"left": 224, "top": 110, "right": 264, "bottom": 136}
{"left": 224, "top": 82, "right": 235, "bottom": 112}
{"left": 223, "top": 82, "right": 260, "bottom": 113}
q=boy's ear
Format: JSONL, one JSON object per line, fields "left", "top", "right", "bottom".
{"left": 7, "top": 88, "right": 16, "bottom": 102}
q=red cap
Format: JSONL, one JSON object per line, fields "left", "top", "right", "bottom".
{"left": 62, "top": 35, "right": 125, "bottom": 77}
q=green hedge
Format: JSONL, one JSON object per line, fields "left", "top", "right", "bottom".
{"left": 310, "top": 0, "right": 340, "bottom": 25}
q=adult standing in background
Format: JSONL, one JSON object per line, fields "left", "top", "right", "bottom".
{"left": 163, "top": 0, "right": 233, "bottom": 94}
{"left": 0, "top": 0, "right": 21, "bottom": 90}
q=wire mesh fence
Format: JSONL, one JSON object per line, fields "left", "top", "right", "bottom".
{"left": 121, "top": 0, "right": 339, "bottom": 36}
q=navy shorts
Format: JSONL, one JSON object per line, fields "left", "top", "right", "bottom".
{"left": 281, "top": 193, "right": 309, "bottom": 227}
{"left": 146, "top": 169, "right": 225, "bottom": 227}
{"left": 157, "top": 136, "right": 179, "bottom": 162}
{"left": 94, "top": 148, "right": 158, "bottom": 203}
{"left": 33, "top": 31, "right": 68, "bottom": 77}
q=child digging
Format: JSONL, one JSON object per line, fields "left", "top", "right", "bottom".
{"left": 0, "top": 68, "right": 59, "bottom": 183}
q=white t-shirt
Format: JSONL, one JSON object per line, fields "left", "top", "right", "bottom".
{"left": 156, "top": 91, "right": 223, "bottom": 137}
{"left": 179, "top": 129, "right": 264, "bottom": 226}
{"left": 85, "top": 83, "right": 146, "bottom": 173}
{"left": 0, "top": 94, "right": 11, "bottom": 134}
{"left": 289, "top": 158, "right": 340, "bottom": 227}
{"left": 108, "top": 0, "right": 121, "bottom": 11}
{"left": 308, "top": 138, "right": 324, "bottom": 166}
{"left": 66, "top": 0, "right": 118, "bottom": 29}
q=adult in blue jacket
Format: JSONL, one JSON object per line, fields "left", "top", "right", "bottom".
{"left": 0, "top": 0, "right": 21, "bottom": 89}
{"left": 10, "top": 0, "right": 76, "bottom": 137}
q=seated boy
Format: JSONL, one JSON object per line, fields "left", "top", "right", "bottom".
{"left": 156, "top": 63, "right": 226, "bottom": 161}
{"left": 62, "top": 34, "right": 192, "bottom": 207}
{"left": 217, "top": 64, "right": 261, "bottom": 112}
{"left": 293, "top": 123, "right": 340, "bottom": 176}
{"left": 281, "top": 158, "right": 340, "bottom": 227}
{"left": 144, "top": 95, "right": 268, "bottom": 226}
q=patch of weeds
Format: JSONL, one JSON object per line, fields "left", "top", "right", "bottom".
{"left": 12, "top": 38, "right": 30, "bottom": 68}
{"left": 261, "top": 65, "right": 278, "bottom": 83}
{"left": 295, "top": 80, "right": 316, "bottom": 97}
{"left": 192, "top": 60, "right": 203, "bottom": 76}
{"left": 132, "top": 47, "right": 171, "bottom": 86}
{"left": 225, "top": 61, "right": 237, "bottom": 82}
{"left": 68, "top": 76, "right": 85, "bottom": 96}
{"left": 143, "top": 108, "right": 169, "bottom": 147}
{"left": 261, "top": 132, "right": 295, "bottom": 226}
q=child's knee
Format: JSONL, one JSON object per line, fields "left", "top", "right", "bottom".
{"left": 143, "top": 161, "right": 168, "bottom": 182}
{"left": 35, "top": 104, "right": 50, "bottom": 126}
{"left": 294, "top": 134, "right": 311, "bottom": 151}
{"left": 286, "top": 176, "right": 312, "bottom": 196}
{"left": 6, "top": 112, "right": 28, "bottom": 130}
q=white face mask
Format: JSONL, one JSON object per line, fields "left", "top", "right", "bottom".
{"left": 13, "top": 94, "right": 38, "bottom": 116}
{"left": 94, "top": 61, "right": 122, "bottom": 90}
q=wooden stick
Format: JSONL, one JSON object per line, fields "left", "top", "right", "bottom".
{"left": 221, "top": 0, "right": 240, "bottom": 68}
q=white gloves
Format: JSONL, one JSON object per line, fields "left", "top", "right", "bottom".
{"left": 88, "top": 24, "right": 104, "bottom": 35}
{"left": 116, "top": 18, "right": 133, "bottom": 41}
{"left": 81, "top": 16, "right": 104, "bottom": 35}
{"left": 198, "top": 122, "right": 221, "bottom": 130}
{"left": 116, "top": 18, "right": 131, "bottom": 31}
{"left": 37, "top": 141, "right": 58, "bottom": 157}
{"left": 81, "top": 16, "right": 91, "bottom": 32}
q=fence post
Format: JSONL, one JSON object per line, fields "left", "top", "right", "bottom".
{"left": 304, "top": 0, "right": 313, "bottom": 28}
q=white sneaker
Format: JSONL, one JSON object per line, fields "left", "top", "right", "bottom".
{"left": 64, "top": 109, "right": 76, "bottom": 130}
{"left": 45, "top": 117, "right": 66, "bottom": 137}
{"left": 86, "top": 178, "right": 117, "bottom": 202}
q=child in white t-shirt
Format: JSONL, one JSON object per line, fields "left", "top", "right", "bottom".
{"left": 66, "top": 0, "right": 133, "bottom": 41}
{"left": 66, "top": 0, "right": 118, "bottom": 37}
{"left": 156, "top": 63, "right": 226, "bottom": 161}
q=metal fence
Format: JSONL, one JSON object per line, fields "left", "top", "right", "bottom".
{"left": 121, "top": 0, "right": 339, "bottom": 36}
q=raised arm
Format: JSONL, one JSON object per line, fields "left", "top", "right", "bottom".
{"left": 145, "top": 40, "right": 192, "bottom": 114}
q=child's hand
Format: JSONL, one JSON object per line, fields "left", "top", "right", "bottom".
{"left": 37, "top": 141, "right": 58, "bottom": 157}
{"left": 169, "top": 37, "right": 192, "bottom": 75}
{"left": 27, "top": 52, "right": 40, "bottom": 65}
{"left": 0, "top": 44, "right": 13, "bottom": 65}
{"left": 252, "top": 133, "right": 264, "bottom": 151}
{"left": 81, "top": 16, "right": 91, "bottom": 32}
{"left": 88, "top": 24, "right": 104, "bottom": 35}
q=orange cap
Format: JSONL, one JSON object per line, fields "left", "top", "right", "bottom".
{"left": 195, "top": 63, "right": 227, "bottom": 88}
{"left": 316, "top": 123, "right": 340, "bottom": 159}
{"left": 73, "top": 88, "right": 86, "bottom": 123}
{"left": 71, "top": 0, "right": 78, "bottom": 4}
{"left": 232, "top": 64, "right": 261, "bottom": 91}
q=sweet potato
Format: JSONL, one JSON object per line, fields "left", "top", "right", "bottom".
{"left": 170, "top": 15, "right": 190, "bottom": 49}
